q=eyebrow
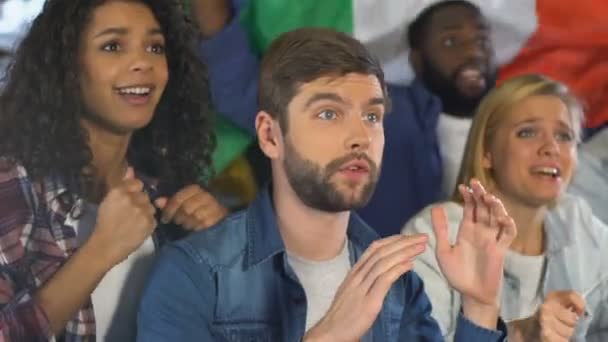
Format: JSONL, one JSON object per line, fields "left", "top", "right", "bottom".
{"left": 556, "top": 120, "right": 575, "bottom": 132}
{"left": 304, "top": 92, "right": 385, "bottom": 110}
{"left": 94, "top": 27, "right": 163, "bottom": 38}
{"left": 367, "top": 97, "right": 386, "bottom": 107}
{"left": 513, "top": 117, "right": 574, "bottom": 130}
{"left": 439, "top": 21, "right": 489, "bottom": 32}
{"left": 304, "top": 93, "right": 347, "bottom": 109}
{"left": 513, "top": 118, "right": 541, "bottom": 126}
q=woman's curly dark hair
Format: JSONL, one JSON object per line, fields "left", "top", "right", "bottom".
{"left": 0, "top": 0, "right": 215, "bottom": 196}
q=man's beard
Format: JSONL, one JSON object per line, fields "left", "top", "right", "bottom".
{"left": 283, "top": 139, "right": 380, "bottom": 213}
{"left": 420, "top": 58, "right": 496, "bottom": 117}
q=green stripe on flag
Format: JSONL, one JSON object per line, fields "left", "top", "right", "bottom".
{"left": 240, "top": 0, "right": 354, "bottom": 54}
{"left": 208, "top": 0, "right": 354, "bottom": 174}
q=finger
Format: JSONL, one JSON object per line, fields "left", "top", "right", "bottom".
{"left": 352, "top": 235, "right": 428, "bottom": 284}
{"left": 197, "top": 207, "right": 228, "bottom": 229}
{"left": 487, "top": 195, "right": 504, "bottom": 240}
{"left": 485, "top": 194, "right": 508, "bottom": 243}
{"left": 458, "top": 184, "right": 475, "bottom": 224}
{"left": 553, "top": 306, "right": 579, "bottom": 328}
{"left": 457, "top": 184, "right": 476, "bottom": 239}
{"left": 470, "top": 179, "right": 490, "bottom": 226}
{"left": 185, "top": 199, "right": 227, "bottom": 229}
{"left": 189, "top": 206, "right": 228, "bottom": 231}
{"left": 541, "top": 326, "right": 569, "bottom": 342}
{"left": 485, "top": 194, "right": 496, "bottom": 230}
{"left": 549, "top": 316, "right": 577, "bottom": 339}
{"left": 356, "top": 235, "right": 428, "bottom": 277}
{"left": 173, "top": 198, "right": 212, "bottom": 227}
{"left": 361, "top": 241, "right": 426, "bottom": 290}
{"left": 496, "top": 216, "right": 517, "bottom": 248}
{"left": 181, "top": 192, "right": 218, "bottom": 216}
{"left": 132, "top": 192, "right": 156, "bottom": 215}
{"left": 122, "top": 179, "right": 144, "bottom": 193}
{"left": 547, "top": 290, "right": 586, "bottom": 316}
{"left": 124, "top": 166, "right": 134, "bottom": 180}
{"left": 161, "top": 185, "right": 203, "bottom": 223}
{"left": 352, "top": 235, "right": 413, "bottom": 273}
{"left": 182, "top": 216, "right": 201, "bottom": 230}
{"left": 172, "top": 210, "right": 189, "bottom": 226}
{"left": 542, "top": 327, "right": 568, "bottom": 342}
{"left": 185, "top": 207, "right": 209, "bottom": 230}
{"left": 491, "top": 194, "right": 510, "bottom": 220}
{"left": 471, "top": 178, "right": 489, "bottom": 195}
{"left": 561, "top": 291, "right": 586, "bottom": 317}
{"left": 430, "top": 206, "right": 450, "bottom": 254}
{"left": 367, "top": 261, "right": 412, "bottom": 303}
{"left": 154, "top": 197, "right": 168, "bottom": 209}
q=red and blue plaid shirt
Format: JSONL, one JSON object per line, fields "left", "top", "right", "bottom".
{"left": 0, "top": 163, "right": 173, "bottom": 341}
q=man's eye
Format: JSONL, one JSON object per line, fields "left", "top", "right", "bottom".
{"left": 318, "top": 110, "right": 337, "bottom": 120}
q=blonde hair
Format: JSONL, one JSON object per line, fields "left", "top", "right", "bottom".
{"left": 452, "top": 74, "right": 584, "bottom": 203}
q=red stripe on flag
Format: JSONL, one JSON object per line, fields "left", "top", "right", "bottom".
{"left": 498, "top": 0, "right": 608, "bottom": 128}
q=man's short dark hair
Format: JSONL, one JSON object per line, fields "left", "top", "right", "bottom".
{"left": 407, "top": 0, "right": 481, "bottom": 50}
{"left": 258, "top": 27, "right": 387, "bottom": 132}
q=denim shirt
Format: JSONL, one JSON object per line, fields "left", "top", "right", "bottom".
{"left": 569, "top": 128, "right": 608, "bottom": 225}
{"left": 137, "top": 189, "right": 506, "bottom": 341}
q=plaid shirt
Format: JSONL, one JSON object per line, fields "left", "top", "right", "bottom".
{"left": 0, "top": 163, "right": 174, "bottom": 341}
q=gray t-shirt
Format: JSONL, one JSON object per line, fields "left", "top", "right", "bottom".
{"left": 287, "top": 240, "right": 352, "bottom": 332}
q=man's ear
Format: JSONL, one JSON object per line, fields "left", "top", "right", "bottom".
{"left": 255, "top": 110, "right": 283, "bottom": 160}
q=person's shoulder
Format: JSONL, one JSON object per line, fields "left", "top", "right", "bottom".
{"left": 169, "top": 208, "right": 250, "bottom": 268}
{"left": 402, "top": 201, "right": 463, "bottom": 238}
{"left": 0, "top": 160, "right": 40, "bottom": 209}
{"left": 0, "top": 159, "right": 28, "bottom": 182}
{"left": 548, "top": 194, "right": 608, "bottom": 246}
{"left": 0, "top": 160, "right": 44, "bottom": 239}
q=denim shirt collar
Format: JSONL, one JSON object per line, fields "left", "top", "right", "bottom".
{"left": 543, "top": 195, "right": 599, "bottom": 254}
{"left": 544, "top": 213, "right": 576, "bottom": 254}
{"left": 244, "top": 188, "right": 380, "bottom": 269}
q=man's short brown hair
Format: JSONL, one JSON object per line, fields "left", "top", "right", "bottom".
{"left": 259, "top": 28, "right": 388, "bottom": 132}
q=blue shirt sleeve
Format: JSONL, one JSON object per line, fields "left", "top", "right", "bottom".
{"left": 398, "top": 271, "right": 444, "bottom": 340}
{"left": 199, "top": 13, "right": 259, "bottom": 135}
{"left": 137, "top": 244, "right": 216, "bottom": 342}
{"left": 454, "top": 312, "right": 507, "bottom": 342}
{"left": 399, "top": 271, "right": 506, "bottom": 341}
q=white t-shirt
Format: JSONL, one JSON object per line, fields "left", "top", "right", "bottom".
{"left": 75, "top": 203, "right": 157, "bottom": 341}
{"left": 502, "top": 250, "right": 546, "bottom": 321}
{"left": 287, "top": 241, "right": 351, "bottom": 332}
{"left": 436, "top": 113, "right": 473, "bottom": 197}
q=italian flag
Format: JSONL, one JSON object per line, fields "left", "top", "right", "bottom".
{"left": 239, "top": 0, "right": 608, "bottom": 129}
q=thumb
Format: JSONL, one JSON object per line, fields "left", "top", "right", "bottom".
{"left": 431, "top": 206, "right": 450, "bottom": 255}
{"left": 154, "top": 197, "right": 168, "bottom": 209}
{"left": 563, "top": 292, "right": 586, "bottom": 317}
{"left": 124, "top": 166, "right": 135, "bottom": 180}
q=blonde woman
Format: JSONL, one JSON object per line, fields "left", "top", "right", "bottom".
{"left": 403, "top": 74, "right": 608, "bottom": 341}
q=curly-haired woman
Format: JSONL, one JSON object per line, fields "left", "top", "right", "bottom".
{"left": 0, "top": 0, "right": 225, "bottom": 340}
